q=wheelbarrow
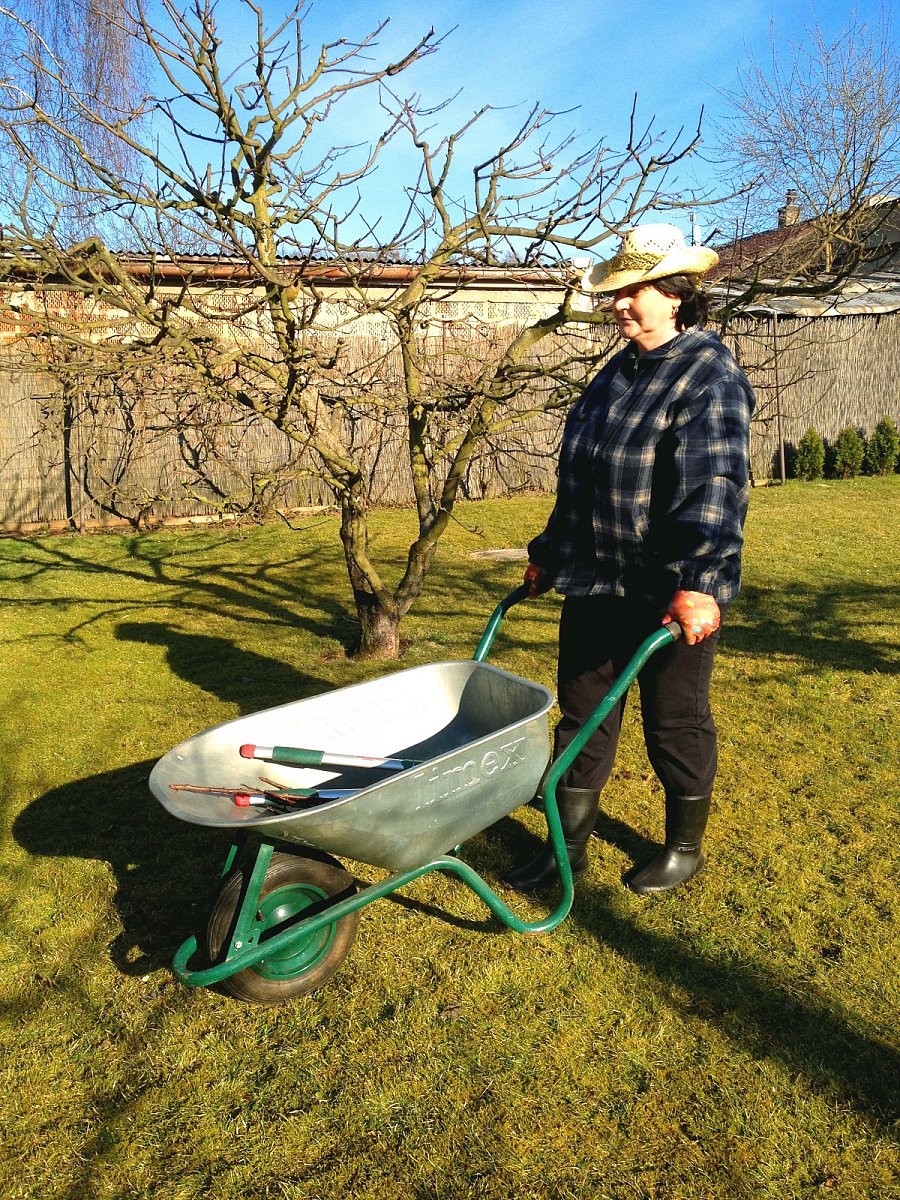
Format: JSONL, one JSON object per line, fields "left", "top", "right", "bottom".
{"left": 150, "top": 586, "right": 682, "bottom": 1004}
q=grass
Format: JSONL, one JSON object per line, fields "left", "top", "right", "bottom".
{"left": 1, "top": 477, "right": 898, "bottom": 1200}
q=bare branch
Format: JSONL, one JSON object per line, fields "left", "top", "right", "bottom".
{"left": 0, "top": 0, "right": 711, "bottom": 655}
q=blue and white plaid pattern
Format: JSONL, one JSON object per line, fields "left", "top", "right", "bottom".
{"left": 528, "top": 329, "right": 755, "bottom": 605}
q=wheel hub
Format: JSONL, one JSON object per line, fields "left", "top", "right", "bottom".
{"left": 252, "top": 883, "right": 335, "bottom": 980}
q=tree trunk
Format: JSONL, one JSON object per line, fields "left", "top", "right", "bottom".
{"left": 353, "top": 590, "right": 403, "bottom": 660}
{"left": 340, "top": 493, "right": 407, "bottom": 659}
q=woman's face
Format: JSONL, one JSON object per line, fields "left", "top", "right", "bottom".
{"left": 612, "top": 282, "right": 680, "bottom": 352}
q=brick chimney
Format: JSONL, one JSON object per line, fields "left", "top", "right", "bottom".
{"left": 778, "top": 189, "right": 801, "bottom": 228}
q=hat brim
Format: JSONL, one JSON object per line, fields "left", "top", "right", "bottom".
{"left": 581, "top": 245, "right": 719, "bottom": 294}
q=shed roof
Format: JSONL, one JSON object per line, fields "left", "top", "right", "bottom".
{"left": 710, "top": 271, "right": 900, "bottom": 317}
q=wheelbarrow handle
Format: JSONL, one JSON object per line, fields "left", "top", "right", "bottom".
{"left": 472, "top": 583, "right": 533, "bottom": 661}
{"left": 474, "top": 584, "right": 685, "bottom": 664}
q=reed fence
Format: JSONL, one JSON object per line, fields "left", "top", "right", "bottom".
{"left": 1, "top": 312, "right": 897, "bottom": 531}
{"left": 723, "top": 312, "right": 899, "bottom": 482}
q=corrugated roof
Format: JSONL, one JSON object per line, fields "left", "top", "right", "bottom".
{"left": 711, "top": 272, "right": 900, "bottom": 316}
{"left": 0, "top": 250, "right": 571, "bottom": 291}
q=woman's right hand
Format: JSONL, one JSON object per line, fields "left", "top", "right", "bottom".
{"left": 524, "top": 562, "right": 550, "bottom": 597}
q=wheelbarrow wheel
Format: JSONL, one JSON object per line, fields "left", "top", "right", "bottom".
{"left": 206, "top": 851, "right": 360, "bottom": 1005}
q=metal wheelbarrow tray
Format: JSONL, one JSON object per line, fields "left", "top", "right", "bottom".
{"left": 152, "top": 658, "right": 554, "bottom": 873}
{"left": 150, "top": 586, "right": 680, "bottom": 1004}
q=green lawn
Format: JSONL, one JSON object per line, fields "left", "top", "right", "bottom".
{"left": 1, "top": 479, "right": 898, "bottom": 1200}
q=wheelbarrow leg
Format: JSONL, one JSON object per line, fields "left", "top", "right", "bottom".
{"left": 213, "top": 838, "right": 276, "bottom": 961}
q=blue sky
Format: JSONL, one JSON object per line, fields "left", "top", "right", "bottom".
{"left": 95, "top": 0, "right": 888, "bottom": 255}
{"left": 267, "top": 0, "right": 894, "bottom": 245}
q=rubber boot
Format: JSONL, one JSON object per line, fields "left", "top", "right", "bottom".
{"left": 623, "top": 793, "right": 712, "bottom": 895}
{"left": 504, "top": 786, "right": 601, "bottom": 892}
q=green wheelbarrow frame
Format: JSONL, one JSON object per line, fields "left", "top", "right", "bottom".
{"left": 169, "top": 586, "right": 681, "bottom": 994}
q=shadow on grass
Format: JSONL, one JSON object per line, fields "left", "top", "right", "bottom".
{"left": 575, "top": 884, "right": 899, "bottom": 1130}
{"left": 381, "top": 804, "right": 657, "bottom": 936}
{"left": 14, "top": 767, "right": 899, "bottom": 1133}
{"left": 2, "top": 533, "right": 555, "bottom": 660}
{"left": 114, "top": 621, "right": 335, "bottom": 712}
{"left": 3, "top": 533, "right": 360, "bottom": 652}
{"left": 13, "top": 758, "right": 226, "bottom": 975}
{"left": 371, "top": 814, "right": 555, "bottom": 935}
{"left": 10, "top": 560, "right": 898, "bottom": 1133}
{"left": 371, "top": 802, "right": 898, "bottom": 1133}
{"left": 724, "top": 582, "right": 900, "bottom": 674}
{"left": 4, "top": 519, "right": 898, "bottom": 673}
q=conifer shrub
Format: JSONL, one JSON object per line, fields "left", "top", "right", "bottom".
{"left": 863, "top": 417, "right": 900, "bottom": 476}
{"left": 793, "top": 429, "right": 825, "bottom": 481}
{"left": 827, "top": 427, "right": 865, "bottom": 479}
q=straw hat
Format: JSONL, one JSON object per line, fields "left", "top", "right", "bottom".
{"left": 581, "top": 224, "right": 718, "bottom": 293}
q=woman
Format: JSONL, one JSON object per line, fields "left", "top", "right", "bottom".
{"left": 505, "top": 224, "right": 754, "bottom": 896}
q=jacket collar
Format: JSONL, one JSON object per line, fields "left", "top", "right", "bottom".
{"left": 629, "top": 327, "right": 704, "bottom": 362}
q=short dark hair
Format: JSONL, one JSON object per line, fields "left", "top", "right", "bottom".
{"left": 653, "top": 274, "right": 710, "bottom": 329}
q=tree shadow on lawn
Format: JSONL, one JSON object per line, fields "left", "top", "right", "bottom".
{"left": 4, "top": 533, "right": 360, "bottom": 653}
{"left": 428, "top": 565, "right": 900, "bottom": 677}
{"left": 576, "top": 884, "right": 899, "bottom": 1131}
{"left": 13, "top": 627, "right": 337, "bottom": 975}
{"left": 725, "top": 582, "right": 900, "bottom": 674}
{"left": 114, "top": 620, "right": 335, "bottom": 713}
{"left": 4, "top": 535, "right": 554, "bottom": 661}
{"left": 435, "top": 560, "right": 900, "bottom": 675}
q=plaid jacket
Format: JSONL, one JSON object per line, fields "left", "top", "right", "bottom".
{"left": 528, "top": 328, "right": 755, "bottom": 605}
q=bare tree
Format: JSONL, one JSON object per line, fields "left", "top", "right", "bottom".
{"left": 714, "top": 7, "right": 900, "bottom": 294}
{"left": 0, "top": 0, "right": 146, "bottom": 238}
{"left": 0, "top": 0, "right": 706, "bottom": 656}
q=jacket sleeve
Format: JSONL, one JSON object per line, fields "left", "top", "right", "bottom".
{"left": 655, "top": 367, "right": 754, "bottom": 601}
{"left": 527, "top": 501, "right": 561, "bottom": 569}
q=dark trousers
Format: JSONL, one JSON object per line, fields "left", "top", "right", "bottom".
{"left": 554, "top": 595, "right": 724, "bottom": 797}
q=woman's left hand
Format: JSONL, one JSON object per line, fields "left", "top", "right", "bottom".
{"left": 663, "top": 590, "right": 720, "bottom": 645}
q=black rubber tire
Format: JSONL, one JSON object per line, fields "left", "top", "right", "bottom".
{"left": 206, "top": 851, "right": 360, "bottom": 1005}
